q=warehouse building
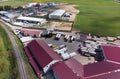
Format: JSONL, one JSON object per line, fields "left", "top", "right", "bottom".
{"left": 19, "top": 29, "right": 42, "bottom": 37}
{"left": 51, "top": 62, "right": 81, "bottom": 79}
{"left": 24, "top": 39, "right": 62, "bottom": 74}
{"left": 24, "top": 46, "right": 42, "bottom": 78}
{"left": 0, "top": 11, "right": 20, "bottom": 23}
{"left": 16, "top": 16, "right": 46, "bottom": 25}
{"left": 0, "top": 11, "right": 8, "bottom": 16}
{"left": 51, "top": 58, "right": 120, "bottom": 79}
{"left": 49, "top": 10, "right": 66, "bottom": 20}
{"left": 102, "top": 44, "right": 120, "bottom": 63}
{"left": 51, "top": 58, "right": 83, "bottom": 79}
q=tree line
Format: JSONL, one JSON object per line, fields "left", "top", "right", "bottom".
{"left": 0, "top": 5, "right": 13, "bottom": 11}
{"left": 0, "top": 5, "right": 23, "bottom": 11}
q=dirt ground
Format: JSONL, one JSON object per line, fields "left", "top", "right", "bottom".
{"left": 51, "top": 21, "right": 73, "bottom": 31}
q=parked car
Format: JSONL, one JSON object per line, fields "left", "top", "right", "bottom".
{"left": 48, "top": 44, "right": 57, "bottom": 49}
{"left": 117, "top": 36, "right": 120, "bottom": 40}
{"left": 106, "top": 37, "right": 117, "bottom": 42}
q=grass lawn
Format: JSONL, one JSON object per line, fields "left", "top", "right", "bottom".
{"left": 0, "top": 25, "right": 19, "bottom": 79}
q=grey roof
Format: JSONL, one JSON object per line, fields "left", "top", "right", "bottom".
{"left": 17, "top": 16, "right": 46, "bottom": 22}
{"left": 0, "top": 11, "right": 8, "bottom": 15}
{"left": 49, "top": 9, "right": 66, "bottom": 16}
{"left": 4, "top": 12, "right": 20, "bottom": 18}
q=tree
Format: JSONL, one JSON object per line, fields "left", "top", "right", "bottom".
{"left": 0, "top": 6, "right": 4, "bottom": 11}
{"left": 4, "top": 5, "right": 13, "bottom": 11}
{"left": 14, "top": 6, "right": 23, "bottom": 10}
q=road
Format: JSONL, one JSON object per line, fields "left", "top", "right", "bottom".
{"left": 0, "top": 21, "right": 29, "bottom": 79}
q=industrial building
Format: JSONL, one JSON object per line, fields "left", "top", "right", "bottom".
{"left": 24, "top": 39, "right": 62, "bottom": 75}
{"left": 51, "top": 58, "right": 120, "bottom": 79}
{"left": 16, "top": 16, "right": 46, "bottom": 25}
{"left": 24, "top": 46, "right": 42, "bottom": 78}
{"left": 51, "top": 58, "right": 83, "bottom": 79}
{"left": 0, "top": 11, "right": 8, "bottom": 16}
{"left": 102, "top": 44, "right": 120, "bottom": 63}
{"left": 0, "top": 11, "right": 20, "bottom": 23}
{"left": 49, "top": 10, "right": 66, "bottom": 20}
{"left": 19, "top": 29, "right": 42, "bottom": 37}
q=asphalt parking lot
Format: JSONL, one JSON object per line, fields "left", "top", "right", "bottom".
{"left": 41, "top": 33, "right": 96, "bottom": 63}
{"left": 42, "top": 35, "right": 80, "bottom": 54}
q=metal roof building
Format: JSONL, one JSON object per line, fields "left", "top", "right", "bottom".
{"left": 102, "top": 44, "right": 120, "bottom": 63}
{"left": 51, "top": 61, "right": 82, "bottom": 79}
{"left": 49, "top": 10, "right": 66, "bottom": 20}
{"left": 24, "top": 46, "right": 42, "bottom": 78}
{"left": 17, "top": 16, "right": 46, "bottom": 25}
{"left": 24, "top": 39, "right": 62, "bottom": 73}
{"left": 0, "top": 11, "right": 8, "bottom": 16}
{"left": 84, "top": 61, "right": 120, "bottom": 78}
{"left": 51, "top": 58, "right": 83, "bottom": 79}
{"left": 51, "top": 58, "right": 120, "bottom": 79}
{"left": 0, "top": 11, "right": 20, "bottom": 22}
{"left": 87, "top": 71, "right": 120, "bottom": 79}
{"left": 20, "top": 29, "right": 42, "bottom": 37}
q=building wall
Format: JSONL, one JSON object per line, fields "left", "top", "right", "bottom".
{"left": 53, "top": 72, "right": 60, "bottom": 79}
{"left": 49, "top": 15, "right": 62, "bottom": 20}
{"left": 43, "top": 60, "right": 60, "bottom": 73}
{"left": 23, "top": 33, "right": 40, "bottom": 38}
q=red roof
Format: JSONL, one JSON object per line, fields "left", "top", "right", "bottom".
{"left": 27, "top": 39, "right": 62, "bottom": 68}
{"left": 102, "top": 44, "right": 120, "bottom": 63}
{"left": 87, "top": 71, "right": 120, "bottom": 79}
{"left": 29, "top": 58, "right": 42, "bottom": 78}
{"left": 65, "top": 58, "right": 84, "bottom": 78}
{"left": 24, "top": 46, "right": 42, "bottom": 78}
{"left": 51, "top": 62, "right": 82, "bottom": 79}
{"left": 21, "top": 29, "right": 42, "bottom": 36}
{"left": 24, "top": 46, "right": 32, "bottom": 59}
{"left": 84, "top": 61, "right": 120, "bottom": 78}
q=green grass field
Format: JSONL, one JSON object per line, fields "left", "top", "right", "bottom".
{"left": 0, "top": 25, "right": 19, "bottom": 79}
{"left": 45, "top": 0, "right": 120, "bottom": 36}
{"left": 0, "top": 0, "right": 120, "bottom": 36}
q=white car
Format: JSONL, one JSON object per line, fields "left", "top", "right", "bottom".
{"left": 117, "top": 36, "right": 120, "bottom": 40}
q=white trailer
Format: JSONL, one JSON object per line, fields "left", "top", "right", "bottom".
{"left": 55, "top": 33, "right": 61, "bottom": 40}
{"left": 54, "top": 47, "right": 68, "bottom": 54}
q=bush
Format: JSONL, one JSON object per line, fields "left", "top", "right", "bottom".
{"left": 4, "top": 5, "right": 13, "bottom": 11}
{"left": 0, "top": 6, "right": 4, "bottom": 11}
